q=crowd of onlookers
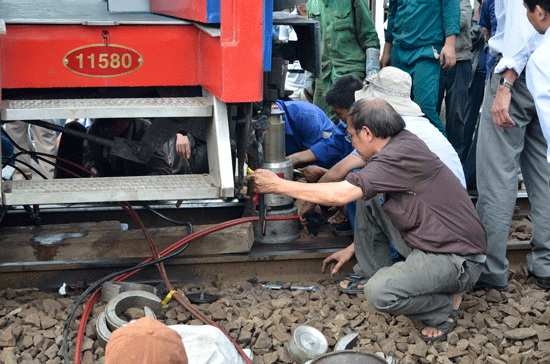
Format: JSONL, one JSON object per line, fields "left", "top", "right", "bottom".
{"left": 275, "top": 0, "right": 550, "bottom": 260}
{"left": 277, "top": 0, "right": 541, "bottom": 191}
{"left": 244, "top": 0, "right": 550, "bottom": 344}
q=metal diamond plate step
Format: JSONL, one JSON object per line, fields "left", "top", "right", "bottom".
{"left": 0, "top": 97, "right": 213, "bottom": 121}
{"left": 1, "top": 174, "right": 221, "bottom": 205}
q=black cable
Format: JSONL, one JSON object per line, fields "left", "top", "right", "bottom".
{"left": 1, "top": 161, "right": 31, "bottom": 180}
{"left": 2, "top": 128, "right": 95, "bottom": 179}
{"left": 2, "top": 127, "right": 196, "bottom": 363}
{"left": 6, "top": 119, "right": 113, "bottom": 148}
{"left": 2, "top": 155, "right": 48, "bottom": 180}
{"left": 140, "top": 203, "right": 194, "bottom": 233}
{"left": 62, "top": 240, "right": 191, "bottom": 364}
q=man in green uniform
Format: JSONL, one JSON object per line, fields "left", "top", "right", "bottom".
{"left": 380, "top": 0, "right": 460, "bottom": 136}
{"left": 308, "top": 0, "right": 380, "bottom": 124}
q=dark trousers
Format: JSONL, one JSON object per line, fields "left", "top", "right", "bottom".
{"left": 463, "top": 72, "right": 485, "bottom": 161}
{"left": 461, "top": 72, "right": 486, "bottom": 189}
{"left": 437, "top": 60, "right": 472, "bottom": 157}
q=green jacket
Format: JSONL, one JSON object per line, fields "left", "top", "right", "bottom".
{"left": 385, "top": 0, "right": 460, "bottom": 50}
{"left": 308, "top": 0, "right": 380, "bottom": 81}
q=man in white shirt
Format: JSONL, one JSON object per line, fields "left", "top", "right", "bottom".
{"left": 475, "top": 0, "right": 550, "bottom": 291}
{"left": 525, "top": 0, "right": 550, "bottom": 164}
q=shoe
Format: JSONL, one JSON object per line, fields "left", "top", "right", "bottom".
{"left": 536, "top": 276, "right": 550, "bottom": 289}
{"left": 472, "top": 281, "right": 508, "bottom": 292}
{"left": 339, "top": 277, "right": 368, "bottom": 295}
{"left": 333, "top": 220, "right": 353, "bottom": 236}
{"left": 419, "top": 309, "right": 459, "bottom": 342}
{"left": 528, "top": 271, "right": 550, "bottom": 289}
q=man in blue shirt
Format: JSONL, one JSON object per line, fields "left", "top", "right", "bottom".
{"left": 275, "top": 100, "right": 335, "bottom": 156}
{"left": 287, "top": 75, "right": 362, "bottom": 170}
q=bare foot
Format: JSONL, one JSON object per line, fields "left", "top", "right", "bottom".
{"left": 421, "top": 293, "right": 462, "bottom": 339}
{"left": 339, "top": 280, "right": 365, "bottom": 290}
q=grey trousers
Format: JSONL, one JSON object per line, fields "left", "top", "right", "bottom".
{"left": 476, "top": 69, "right": 550, "bottom": 287}
{"left": 355, "top": 198, "right": 482, "bottom": 326}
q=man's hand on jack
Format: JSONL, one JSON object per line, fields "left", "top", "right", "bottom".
{"left": 245, "top": 169, "right": 280, "bottom": 194}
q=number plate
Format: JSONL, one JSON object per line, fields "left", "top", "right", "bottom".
{"left": 63, "top": 44, "right": 143, "bottom": 78}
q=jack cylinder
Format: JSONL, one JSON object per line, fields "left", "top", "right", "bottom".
{"left": 263, "top": 109, "right": 286, "bottom": 164}
{"left": 254, "top": 108, "right": 300, "bottom": 244}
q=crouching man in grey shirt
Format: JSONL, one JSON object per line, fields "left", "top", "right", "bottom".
{"left": 247, "top": 98, "right": 487, "bottom": 341}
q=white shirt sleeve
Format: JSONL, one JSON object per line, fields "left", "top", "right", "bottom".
{"left": 402, "top": 116, "right": 467, "bottom": 188}
{"left": 492, "top": 0, "right": 542, "bottom": 76}
{"left": 278, "top": 25, "right": 291, "bottom": 42}
{"left": 526, "top": 34, "right": 550, "bottom": 164}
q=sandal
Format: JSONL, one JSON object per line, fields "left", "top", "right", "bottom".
{"left": 339, "top": 277, "right": 369, "bottom": 295}
{"left": 333, "top": 220, "right": 353, "bottom": 236}
{"left": 419, "top": 309, "right": 459, "bottom": 342}
{"left": 345, "top": 273, "right": 364, "bottom": 280}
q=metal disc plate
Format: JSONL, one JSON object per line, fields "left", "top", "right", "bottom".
{"left": 187, "top": 292, "right": 219, "bottom": 304}
{"left": 311, "top": 350, "right": 387, "bottom": 364}
{"left": 294, "top": 326, "right": 328, "bottom": 355}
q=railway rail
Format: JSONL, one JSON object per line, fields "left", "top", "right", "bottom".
{"left": 0, "top": 191, "right": 533, "bottom": 291}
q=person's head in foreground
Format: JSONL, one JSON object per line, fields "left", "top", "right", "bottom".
{"left": 105, "top": 317, "right": 188, "bottom": 364}
{"left": 524, "top": 0, "right": 550, "bottom": 34}
{"left": 346, "top": 98, "right": 406, "bottom": 161}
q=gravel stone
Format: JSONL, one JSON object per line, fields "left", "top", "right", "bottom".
{"left": 23, "top": 314, "right": 41, "bottom": 328}
{"left": 1, "top": 268, "right": 550, "bottom": 363}
{"left": 0, "top": 347, "right": 17, "bottom": 364}
{"left": 504, "top": 328, "right": 538, "bottom": 340}
{"left": 21, "top": 360, "right": 41, "bottom": 364}
{"left": 44, "top": 343, "right": 59, "bottom": 359}
{"left": 0, "top": 327, "right": 16, "bottom": 347}
{"left": 40, "top": 315, "right": 58, "bottom": 330}
{"left": 81, "top": 350, "right": 94, "bottom": 364}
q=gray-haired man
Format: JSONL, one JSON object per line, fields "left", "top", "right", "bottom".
{"left": 247, "top": 98, "right": 486, "bottom": 341}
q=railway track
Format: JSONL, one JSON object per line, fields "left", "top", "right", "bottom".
{"left": 0, "top": 192, "right": 533, "bottom": 291}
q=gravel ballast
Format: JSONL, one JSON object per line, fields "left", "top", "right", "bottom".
{"left": 1, "top": 266, "right": 549, "bottom": 364}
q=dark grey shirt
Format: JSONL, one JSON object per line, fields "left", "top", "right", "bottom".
{"left": 346, "top": 130, "right": 487, "bottom": 256}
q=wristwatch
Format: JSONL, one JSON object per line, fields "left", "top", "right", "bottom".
{"left": 499, "top": 77, "right": 514, "bottom": 89}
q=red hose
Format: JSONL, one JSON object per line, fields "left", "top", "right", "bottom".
{"left": 74, "top": 214, "right": 299, "bottom": 364}
{"left": 10, "top": 148, "right": 299, "bottom": 363}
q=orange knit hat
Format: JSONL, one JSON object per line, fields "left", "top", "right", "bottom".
{"left": 105, "top": 317, "right": 188, "bottom": 364}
